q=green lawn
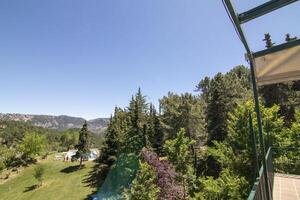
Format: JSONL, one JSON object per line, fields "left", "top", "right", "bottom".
{"left": 0, "top": 156, "right": 97, "bottom": 200}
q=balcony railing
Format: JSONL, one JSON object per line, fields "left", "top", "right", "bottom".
{"left": 248, "top": 147, "right": 274, "bottom": 200}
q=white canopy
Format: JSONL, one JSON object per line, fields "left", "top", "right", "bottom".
{"left": 253, "top": 41, "right": 300, "bottom": 86}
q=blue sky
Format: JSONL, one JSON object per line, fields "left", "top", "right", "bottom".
{"left": 0, "top": 0, "right": 299, "bottom": 119}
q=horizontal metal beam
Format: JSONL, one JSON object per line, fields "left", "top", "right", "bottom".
{"left": 238, "top": 0, "right": 299, "bottom": 24}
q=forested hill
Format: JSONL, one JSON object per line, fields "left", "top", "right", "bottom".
{"left": 0, "top": 113, "right": 108, "bottom": 134}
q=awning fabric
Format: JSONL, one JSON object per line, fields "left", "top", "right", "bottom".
{"left": 253, "top": 43, "right": 300, "bottom": 86}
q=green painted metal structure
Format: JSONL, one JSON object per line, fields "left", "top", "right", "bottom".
{"left": 222, "top": 0, "right": 299, "bottom": 199}
{"left": 238, "top": 0, "right": 299, "bottom": 24}
{"left": 248, "top": 148, "right": 274, "bottom": 200}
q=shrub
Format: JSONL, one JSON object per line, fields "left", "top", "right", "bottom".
{"left": 0, "top": 161, "right": 5, "bottom": 171}
{"left": 33, "top": 165, "right": 45, "bottom": 187}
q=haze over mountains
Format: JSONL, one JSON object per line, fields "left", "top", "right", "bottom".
{"left": 0, "top": 113, "right": 109, "bottom": 134}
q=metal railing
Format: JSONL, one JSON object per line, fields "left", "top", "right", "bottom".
{"left": 248, "top": 147, "right": 274, "bottom": 200}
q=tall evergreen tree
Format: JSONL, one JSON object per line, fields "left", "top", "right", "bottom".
{"left": 147, "top": 104, "right": 164, "bottom": 155}
{"left": 124, "top": 88, "right": 149, "bottom": 153}
{"left": 206, "top": 72, "right": 245, "bottom": 145}
{"left": 75, "top": 121, "right": 90, "bottom": 168}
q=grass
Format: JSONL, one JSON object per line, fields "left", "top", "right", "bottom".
{"left": 0, "top": 155, "right": 97, "bottom": 200}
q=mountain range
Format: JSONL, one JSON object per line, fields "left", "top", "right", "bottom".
{"left": 0, "top": 113, "right": 109, "bottom": 134}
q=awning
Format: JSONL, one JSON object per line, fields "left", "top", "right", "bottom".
{"left": 253, "top": 39, "right": 300, "bottom": 86}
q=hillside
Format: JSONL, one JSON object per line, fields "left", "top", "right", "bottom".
{"left": 0, "top": 113, "right": 109, "bottom": 134}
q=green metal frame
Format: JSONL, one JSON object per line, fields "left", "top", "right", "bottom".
{"left": 253, "top": 38, "right": 300, "bottom": 58}
{"left": 248, "top": 147, "right": 274, "bottom": 200}
{"left": 222, "top": 0, "right": 299, "bottom": 199}
{"left": 238, "top": 0, "right": 299, "bottom": 24}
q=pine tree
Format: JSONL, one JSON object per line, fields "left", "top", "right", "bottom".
{"left": 206, "top": 72, "right": 245, "bottom": 145}
{"left": 263, "top": 33, "right": 275, "bottom": 48}
{"left": 75, "top": 121, "right": 90, "bottom": 168}
{"left": 124, "top": 88, "right": 148, "bottom": 153}
{"left": 147, "top": 104, "right": 164, "bottom": 155}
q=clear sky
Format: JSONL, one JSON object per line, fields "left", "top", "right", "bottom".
{"left": 0, "top": 0, "right": 299, "bottom": 119}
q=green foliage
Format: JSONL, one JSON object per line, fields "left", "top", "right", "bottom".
{"left": 0, "top": 145, "right": 17, "bottom": 170}
{"left": 60, "top": 130, "right": 78, "bottom": 150}
{"left": 75, "top": 121, "right": 90, "bottom": 167}
{"left": 160, "top": 93, "right": 206, "bottom": 143}
{"left": 274, "top": 110, "right": 300, "bottom": 174}
{"left": 164, "top": 128, "right": 196, "bottom": 197}
{"left": 199, "top": 100, "right": 286, "bottom": 199}
{"left": 164, "top": 128, "right": 194, "bottom": 174}
{"left": 124, "top": 89, "right": 149, "bottom": 153}
{"left": 0, "top": 120, "right": 56, "bottom": 148}
{"left": 124, "top": 161, "right": 159, "bottom": 200}
{"left": 226, "top": 101, "right": 286, "bottom": 180}
{"left": 0, "top": 161, "right": 5, "bottom": 171}
{"left": 259, "top": 80, "right": 300, "bottom": 125}
{"left": 33, "top": 164, "right": 45, "bottom": 187}
{"left": 206, "top": 72, "right": 246, "bottom": 145}
{"left": 147, "top": 104, "right": 164, "bottom": 155}
{"left": 18, "top": 132, "right": 46, "bottom": 161}
{"left": 199, "top": 169, "right": 247, "bottom": 200}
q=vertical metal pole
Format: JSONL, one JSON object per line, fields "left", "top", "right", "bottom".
{"left": 249, "top": 113, "right": 259, "bottom": 177}
{"left": 249, "top": 55, "right": 272, "bottom": 200}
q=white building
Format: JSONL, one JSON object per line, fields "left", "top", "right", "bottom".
{"left": 64, "top": 149, "right": 99, "bottom": 161}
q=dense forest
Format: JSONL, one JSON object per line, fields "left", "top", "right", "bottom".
{"left": 93, "top": 65, "right": 300, "bottom": 199}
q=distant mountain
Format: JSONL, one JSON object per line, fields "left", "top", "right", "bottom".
{"left": 0, "top": 113, "right": 109, "bottom": 134}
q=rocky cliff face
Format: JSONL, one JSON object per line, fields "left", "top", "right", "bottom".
{"left": 0, "top": 113, "right": 109, "bottom": 134}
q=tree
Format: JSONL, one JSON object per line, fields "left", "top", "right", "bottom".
{"left": 160, "top": 92, "right": 206, "bottom": 143}
{"left": 33, "top": 164, "right": 45, "bottom": 187}
{"left": 142, "top": 149, "right": 185, "bottom": 200}
{"left": 200, "top": 101, "right": 286, "bottom": 198}
{"left": 164, "top": 128, "right": 195, "bottom": 197}
{"left": 198, "top": 169, "right": 247, "bottom": 200}
{"left": 124, "top": 89, "right": 148, "bottom": 153}
{"left": 206, "top": 72, "right": 246, "bottom": 145}
{"left": 147, "top": 104, "right": 164, "bottom": 155}
{"left": 275, "top": 110, "right": 300, "bottom": 174}
{"left": 60, "top": 130, "right": 78, "bottom": 151}
{"left": 75, "top": 121, "right": 90, "bottom": 168}
{"left": 18, "top": 132, "right": 46, "bottom": 162}
{"left": 124, "top": 161, "right": 160, "bottom": 200}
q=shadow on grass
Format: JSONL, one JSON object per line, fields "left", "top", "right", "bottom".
{"left": 23, "top": 184, "right": 38, "bottom": 192}
{"left": 60, "top": 164, "right": 84, "bottom": 174}
{"left": 82, "top": 161, "right": 108, "bottom": 200}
